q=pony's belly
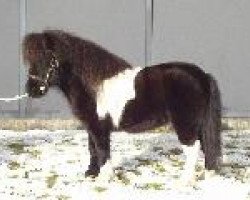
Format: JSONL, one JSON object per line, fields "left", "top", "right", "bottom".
{"left": 119, "top": 117, "right": 167, "bottom": 133}
{"left": 118, "top": 98, "right": 168, "bottom": 133}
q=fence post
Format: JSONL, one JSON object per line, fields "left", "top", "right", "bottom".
{"left": 19, "top": 0, "right": 27, "bottom": 118}
{"left": 145, "top": 0, "right": 154, "bottom": 67}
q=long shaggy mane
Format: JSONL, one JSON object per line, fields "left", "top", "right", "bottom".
{"left": 23, "top": 30, "right": 132, "bottom": 87}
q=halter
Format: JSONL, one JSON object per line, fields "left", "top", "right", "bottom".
{"left": 28, "top": 52, "right": 59, "bottom": 91}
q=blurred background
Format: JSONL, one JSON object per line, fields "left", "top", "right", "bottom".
{"left": 0, "top": 0, "right": 250, "bottom": 129}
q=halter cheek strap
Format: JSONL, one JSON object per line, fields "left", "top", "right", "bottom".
{"left": 28, "top": 53, "right": 59, "bottom": 89}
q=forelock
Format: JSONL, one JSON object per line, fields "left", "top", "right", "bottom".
{"left": 23, "top": 33, "right": 46, "bottom": 63}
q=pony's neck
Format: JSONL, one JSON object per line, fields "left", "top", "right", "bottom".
{"left": 57, "top": 61, "right": 97, "bottom": 102}
{"left": 57, "top": 62, "right": 77, "bottom": 98}
{"left": 71, "top": 39, "right": 132, "bottom": 86}
{"left": 56, "top": 37, "right": 133, "bottom": 100}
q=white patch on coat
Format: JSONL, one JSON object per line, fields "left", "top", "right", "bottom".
{"left": 179, "top": 140, "right": 200, "bottom": 185}
{"left": 96, "top": 159, "right": 114, "bottom": 183}
{"left": 96, "top": 67, "right": 142, "bottom": 127}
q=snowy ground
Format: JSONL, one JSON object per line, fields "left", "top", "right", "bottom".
{"left": 0, "top": 130, "right": 249, "bottom": 200}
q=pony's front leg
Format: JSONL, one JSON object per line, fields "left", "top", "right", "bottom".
{"left": 85, "top": 118, "right": 112, "bottom": 178}
{"left": 85, "top": 133, "right": 101, "bottom": 177}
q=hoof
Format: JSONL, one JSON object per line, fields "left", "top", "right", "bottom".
{"left": 85, "top": 168, "right": 100, "bottom": 178}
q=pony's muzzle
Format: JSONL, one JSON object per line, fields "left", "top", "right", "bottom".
{"left": 26, "top": 78, "right": 48, "bottom": 98}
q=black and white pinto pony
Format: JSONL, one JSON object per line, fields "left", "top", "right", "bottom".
{"left": 23, "top": 30, "right": 222, "bottom": 185}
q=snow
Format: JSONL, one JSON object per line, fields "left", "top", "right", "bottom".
{"left": 0, "top": 129, "right": 249, "bottom": 200}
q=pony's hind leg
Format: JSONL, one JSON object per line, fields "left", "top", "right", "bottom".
{"left": 172, "top": 116, "right": 201, "bottom": 185}
{"left": 180, "top": 140, "right": 200, "bottom": 185}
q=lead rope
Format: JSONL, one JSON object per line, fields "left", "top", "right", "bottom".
{"left": 0, "top": 53, "right": 59, "bottom": 102}
{"left": 0, "top": 93, "right": 28, "bottom": 102}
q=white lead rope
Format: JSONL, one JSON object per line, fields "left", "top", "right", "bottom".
{"left": 0, "top": 93, "right": 28, "bottom": 102}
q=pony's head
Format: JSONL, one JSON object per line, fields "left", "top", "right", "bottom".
{"left": 23, "top": 31, "right": 69, "bottom": 98}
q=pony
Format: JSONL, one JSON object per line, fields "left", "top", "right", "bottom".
{"left": 23, "top": 30, "right": 222, "bottom": 184}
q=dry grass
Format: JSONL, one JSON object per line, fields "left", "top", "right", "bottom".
{"left": 222, "top": 118, "right": 250, "bottom": 130}
{"left": 0, "top": 119, "right": 81, "bottom": 131}
{"left": 0, "top": 117, "right": 249, "bottom": 131}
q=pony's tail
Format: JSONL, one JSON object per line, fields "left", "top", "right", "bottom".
{"left": 202, "top": 74, "right": 222, "bottom": 170}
